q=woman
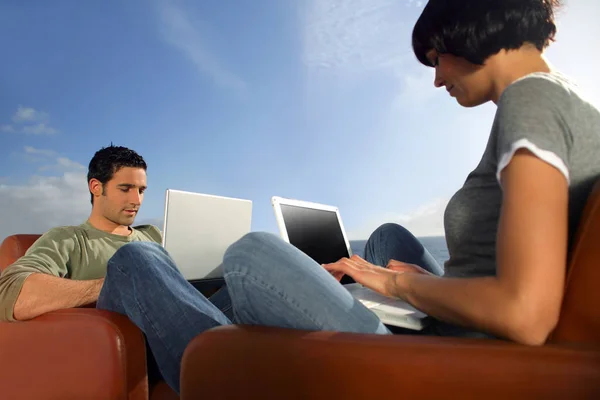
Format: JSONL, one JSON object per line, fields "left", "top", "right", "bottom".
{"left": 222, "top": 0, "right": 600, "bottom": 345}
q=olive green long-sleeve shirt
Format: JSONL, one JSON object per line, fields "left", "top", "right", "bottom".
{"left": 0, "top": 220, "right": 162, "bottom": 321}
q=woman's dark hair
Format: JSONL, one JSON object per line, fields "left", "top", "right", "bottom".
{"left": 87, "top": 144, "right": 147, "bottom": 204}
{"left": 412, "top": 0, "right": 562, "bottom": 66}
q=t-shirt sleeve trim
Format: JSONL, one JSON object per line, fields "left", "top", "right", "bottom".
{"left": 496, "top": 138, "right": 570, "bottom": 184}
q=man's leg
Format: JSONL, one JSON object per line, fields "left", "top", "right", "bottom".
{"left": 223, "top": 232, "right": 390, "bottom": 334}
{"left": 96, "top": 241, "right": 231, "bottom": 394}
{"left": 207, "top": 284, "right": 235, "bottom": 321}
{"left": 364, "top": 223, "right": 444, "bottom": 276}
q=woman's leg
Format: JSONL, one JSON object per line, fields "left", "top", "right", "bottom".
{"left": 223, "top": 232, "right": 390, "bottom": 334}
{"left": 364, "top": 223, "right": 444, "bottom": 276}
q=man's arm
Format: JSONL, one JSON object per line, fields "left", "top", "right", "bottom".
{"left": 13, "top": 274, "right": 104, "bottom": 321}
{"left": 0, "top": 227, "right": 98, "bottom": 322}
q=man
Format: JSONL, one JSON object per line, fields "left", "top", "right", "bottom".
{"left": 0, "top": 145, "right": 232, "bottom": 394}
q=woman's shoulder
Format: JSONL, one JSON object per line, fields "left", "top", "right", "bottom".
{"left": 501, "top": 71, "right": 577, "bottom": 102}
{"left": 500, "top": 71, "right": 596, "bottom": 110}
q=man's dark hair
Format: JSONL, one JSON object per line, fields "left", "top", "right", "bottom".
{"left": 87, "top": 144, "right": 147, "bottom": 204}
{"left": 412, "top": 0, "right": 562, "bottom": 67}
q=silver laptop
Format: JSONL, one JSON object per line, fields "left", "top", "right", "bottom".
{"left": 161, "top": 189, "right": 252, "bottom": 281}
{"left": 271, "top": 196, "right": 429, "bottom": 330}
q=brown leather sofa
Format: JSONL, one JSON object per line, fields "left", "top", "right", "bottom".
{"left": 179, "top": 179, "right": 600, "bottom": 399}
{"left": 3, "top": 178, "right": 600, "bottom": 399}
{"left": 0, "top": 235, "right": 179, "bottom": 400}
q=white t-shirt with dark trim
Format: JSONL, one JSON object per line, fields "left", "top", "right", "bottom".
{"left": 443, "top": 72, "right": 600, "bottom": 278}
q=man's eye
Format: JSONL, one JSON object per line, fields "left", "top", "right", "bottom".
{"left": 120, "top": 188, "right": 129, "bottom": 192}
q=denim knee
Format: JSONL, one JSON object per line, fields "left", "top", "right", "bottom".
{"left": 369, "top": 223, "right": 411, "bottom": 239}
{"left": 108, "top": 241, "right": 169, "bottom": 273}
{"left": 223, "top": 231, "right": 284, "bottom": 274}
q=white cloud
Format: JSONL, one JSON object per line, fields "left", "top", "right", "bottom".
{"left": 3, "top": 106, "right": 58, "bottom": 135}
{"left": 156, "top": 0, "right": 245, "bottom": 91}
{"left": 0, "top": 172, "right": 90, "bottom": 240}
{"left": 0, "top": 147, "right": 89, "bottom": 240}
{"left": 347, "top": 197, "right": 448, "bottom": 240}
{"left": 12, "top": 105, "right": 49, "bottom": 123}
{"left": 0, "top": 149, "right": 90, "bottom": 240}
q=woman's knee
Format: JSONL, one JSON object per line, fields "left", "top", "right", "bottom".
{"left": 369, "top": 223, "right": 413, "bottom": 241}
{"left": 223, "top": 232, "right": 284, "bottom": 273}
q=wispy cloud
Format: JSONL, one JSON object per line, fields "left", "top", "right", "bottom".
{"left": 156, "top": 0, "right": 245, "bottom": 91}
{"left": 2, "top": 105, "right": 58, "bottom": 135}
{"left": 24, "top": 146, "right": 57, "bottom": 157}
{"left": 301, "top": 0, "right": 426, "bottom": 75}
{"left": 302, "top": 0, "right": 408, "bottom": 73}
{"left": 19, "top": 146, "right": 85, "bottom": 172}
{"left": 22, "top": 123, "right": 57, "bottom": 135}
{"left": 39, "top": 157, "right": 86, "bottom": 172}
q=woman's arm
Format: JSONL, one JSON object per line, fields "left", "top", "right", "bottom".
{"left": 394, "top": 149, "right": 568, "bottom": 345}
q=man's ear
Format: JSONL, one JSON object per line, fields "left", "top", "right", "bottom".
{"left": 89, "top": 178, "right": 103, "bottom": 199}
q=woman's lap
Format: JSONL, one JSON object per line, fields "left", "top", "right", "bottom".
{"left": 222, "top": 223, "right": 491, "bottom": 339}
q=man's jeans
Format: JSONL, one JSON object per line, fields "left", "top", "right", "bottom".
{"left": 97, "top": 223, "right": 444, "bottom": 393}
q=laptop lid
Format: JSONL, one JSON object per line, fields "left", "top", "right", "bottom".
{"left": 162, "top": 189, "right": 252, "bottom": 281}
{"left": 271, "top": 196, "right": 353, "bottom": 265}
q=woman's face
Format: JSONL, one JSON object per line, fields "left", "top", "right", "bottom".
{"left": 426, "top": 50, "right": 493, "bottom": 108}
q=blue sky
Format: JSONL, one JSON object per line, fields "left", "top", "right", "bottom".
{"left": 1, "top": 0, "right": 598, "bottom": 241}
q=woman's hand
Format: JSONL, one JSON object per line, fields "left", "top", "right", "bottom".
{"left": 322, "top": 255, "right": 424, "bottom": 297}
{"left": 386, "top": 260, "right": 434, "bottom": 276}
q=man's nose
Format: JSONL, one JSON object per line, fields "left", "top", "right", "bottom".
{"left": 130, "top": 190, "right": 142, "bottom": 205}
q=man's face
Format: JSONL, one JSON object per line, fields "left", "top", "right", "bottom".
{"left": 93, "top": 167, "right": 147, "bottom": 227}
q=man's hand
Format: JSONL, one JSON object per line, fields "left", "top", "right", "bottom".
{"left": 322, "top": 255, "right": 407, "bottom": 297}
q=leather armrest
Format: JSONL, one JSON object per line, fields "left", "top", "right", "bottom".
{"left": 0, "top": 308, "right": 149, "bottom": 400}
{"left": 181, "top": 325, "right": 600, "bottom": 399}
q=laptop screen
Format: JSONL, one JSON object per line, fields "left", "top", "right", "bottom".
{"left": 279, "top": 204, "right": 350, "bottom": 265}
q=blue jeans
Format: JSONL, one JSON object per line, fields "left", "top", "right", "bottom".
{"left": 96, "top": 223, "right": 466, "bottom": 394}
{"left": 223, "top": 223, "right": 442, "bottom": 333}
